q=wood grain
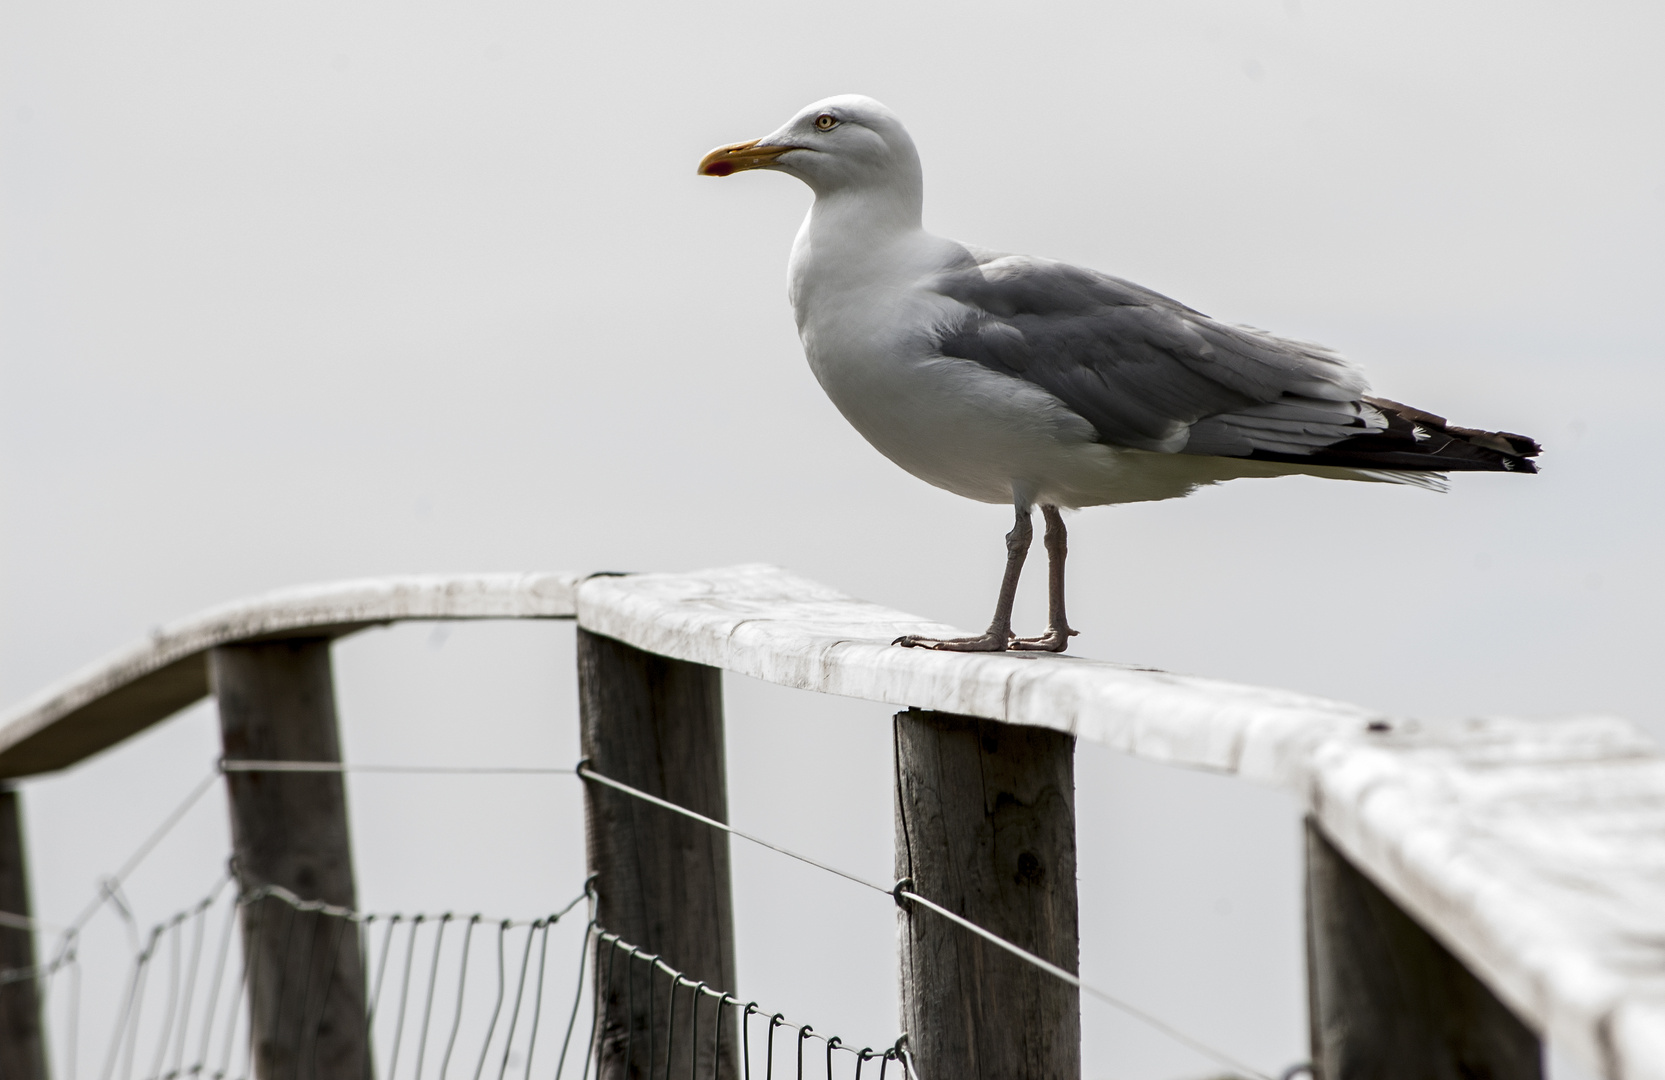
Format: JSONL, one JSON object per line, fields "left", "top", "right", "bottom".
{"left": 1306, "top": 819, "right": 1542, "bottom": 1079}
{"left": 894, "top": 709, "right": 1079, "bottom": 1080}
{"left": 212, "top": 640, "right": 366, "bottom": 1080}
{"left": 579, "top": 629, "right": 737, "bottom": 1080}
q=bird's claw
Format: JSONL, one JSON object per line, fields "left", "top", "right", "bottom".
{"left": 892, "top": 631, "right": 1010, "bottom": 653}
{"left": 1009, "top": 627, "right": 1078, "bottom": 653}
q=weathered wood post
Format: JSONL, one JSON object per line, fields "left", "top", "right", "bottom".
{"left": 893, "top": 709, "right": 1080, "bottom": 1079}
{"left": 578, "top": 629, "right": 737, "bottom": 1080}
{"left": 0, "top": 787, "right": 47, "bottom": 1080}
{"left": 1304, "top": 819, "right": 1542, "bottom": 1080}
{"left": 212, "top": 640, "right": 367, "bottom": 1080}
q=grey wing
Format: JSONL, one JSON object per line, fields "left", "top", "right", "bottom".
{"left": 930, "top": 252, "right": 1382, "bottom": 456}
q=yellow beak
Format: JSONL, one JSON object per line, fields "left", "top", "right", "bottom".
{"left": 699, "top": 138, "right": 793, "bottom": 177}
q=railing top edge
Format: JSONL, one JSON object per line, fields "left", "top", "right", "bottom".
{"left": 575, "top": 564, "right": 1657, "bottom": 775}
{"left": 1309, "top": 719, "right": 1665, "bottom": 1078}
{"left": 576, "top": 563, "right": 1390, "bottom": 783}
{"left": 0, "top": 571, "right": 581, "bottom": 778}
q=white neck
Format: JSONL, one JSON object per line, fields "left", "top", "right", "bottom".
{"left": 790, "top": 183, "right": 932, "bottom": 314}
{"left": 808, "top": 167, "right": 924, "bottom": 232}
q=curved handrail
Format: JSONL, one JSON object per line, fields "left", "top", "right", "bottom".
{"left": 0, "top": 572, "right": 579, "bottom": 780}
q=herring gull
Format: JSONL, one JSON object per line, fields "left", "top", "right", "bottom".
{"left": 700, "top": 95, "right": 1540, "bottom": 654}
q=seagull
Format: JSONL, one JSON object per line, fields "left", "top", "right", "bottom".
{"left": 700, "top": 95, "right": 1539, "bottom": 654}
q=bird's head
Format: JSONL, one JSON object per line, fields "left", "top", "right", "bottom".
{"left": 699, "top": 95, "right": 922, "bottom": 206}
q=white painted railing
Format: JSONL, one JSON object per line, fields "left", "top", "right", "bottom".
{"left": 1, "top": 564, "right": 1660, "bottom": 1080}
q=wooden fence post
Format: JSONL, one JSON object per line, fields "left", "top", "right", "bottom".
{"left": 578, "top": 629, "right": 737, "bottom": 1080}
{"left": 893, "top": 709, "right": 1080, "bottom": 1080}
{"left": 0, "top": 787, "right": 47, "bottom": 1080}
{"left": 212, "top": 640, "right": 366, "bottom": 1080}
{"left": 1305, "top": 818, "right": 1542, "bottom": 1080}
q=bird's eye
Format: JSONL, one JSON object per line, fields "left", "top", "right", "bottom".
{"left": 814, "top": 114, "right": 838, "bottom": 131}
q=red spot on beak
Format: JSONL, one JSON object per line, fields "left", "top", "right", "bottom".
{"left": 705, "top": 161, "right": 734, "bottom": 177}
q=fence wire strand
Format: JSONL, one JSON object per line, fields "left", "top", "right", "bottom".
{"left": 19, "top": 882, "right": 608, "bottom": 1080}
{"left": 8, "top": 753, "right": 1290, "bottom": 1080}
{"left": 576, "top": 764, "right": 888, "bottom": 899}
{"left": 585, "top": 928, "right": 908, "bottom": 1080}
{"left": 220, "top": 761, "right": 576, "bottom": 777}
{"left": 577, "top": 762, "right": 1272, "bottom": 1080}
{"left": 896, "top": 887, "right": 1269, "bottom": 1080}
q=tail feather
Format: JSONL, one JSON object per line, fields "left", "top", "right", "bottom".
{"left": 1246, "top": 396, "right": 1541, "bottom": 474}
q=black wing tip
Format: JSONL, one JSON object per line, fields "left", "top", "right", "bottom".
{"left": 1250, "top": 397, "right": 1542, "bottom": 474}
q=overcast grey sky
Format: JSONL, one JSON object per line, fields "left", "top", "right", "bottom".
{"left": 3, "top": 1, "right": 1661, "bottom": 1077}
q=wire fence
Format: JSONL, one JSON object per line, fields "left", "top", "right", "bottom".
{"left": 588, "top": 931, "right": 914, "bottom": 1080}
{"left": 4, "top": 874, "right": 909, "bottom": 1080}
{"left": 2, "top": 758, "right": 1304, "bottom": 1080}
{"left": 574, "top": 763, "right": 1275, "bottom": 1080}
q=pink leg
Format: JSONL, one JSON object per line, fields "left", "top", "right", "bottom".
{"left": 895, "top": 507, "right": 1032, "bottom": 652}
{"left": 1011, "top": 505, "right": 1077, "bottom": 653}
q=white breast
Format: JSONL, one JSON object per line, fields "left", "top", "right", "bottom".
{"left": 789, "top": 224, "right": 1148, "bottom": 507}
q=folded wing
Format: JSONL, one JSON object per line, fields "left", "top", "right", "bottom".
{"left": 931, "top": 252, "right": 1539, "bottom": 473}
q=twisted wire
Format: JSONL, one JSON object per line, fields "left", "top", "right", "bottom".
{"left": 577, "top": 764, "right": 886, "bottom": 897}
{"left": 44, "top": 768, "right": 225, "bottom": 983}
{"left": 518, "top": 920, "right": 554, "bottom": 1080}
{"left": 895, "top": 886, "right": 1269, "bottom": 1080}
{"left": 496, "top": 920, "right": 540, "bottom": 1080}
{"left": 587, "top": 929, "right": 905, "bottom": 1080}
{"left": 412, "top": 912, "right": 453, "bottom": 1080}
{"left": 61, "top": 947, "right": 83, "bottom": 1080}
{"left": 193, "top": 892, "right": 238, "bottom": 1079}
{"left": 266, "top": 902, "right": 302, "bottom": 1079}
{"left": 365, "top": 914, "right": 403, "bottom": 1059}
{"left": 621, "top": 944, "right": 636, "bottom": 1080}
{"left": 218, "top": 899, "right": 260, "bottom": 1080}
{"left": 35, "top": 877, "right": 599, "bottom": 1080}
{"left": 579, "top": 930, "right": 613, "bottom": 1080}
{"left": 303, "top": 912, "right": 352, "bottom": 1080}
{"left": 120, "top": 925, "right": 164, "bottom": 1080}
{"left": 384, "top": 914, "right": 425, "bottom": 1080}
{"left": 20, "top": 753, "right": 1284, "bottom": 1080}
{"left": 252, "top": 888, "right": 588, "bottom": 1080}
{"left": 220, "top": 761, "right": 575, "bottom": 777}
{"left": 469, "top": 921, "right": 508, "bottom": 1080}
{"left": 579, "top": 761, "right": 1271, "bottom": 1080}
{"left": 164, "top": 899, "right": 210, "bottom": 1079}
{"left": 282, "top": 899, "right": 319, "bottom": 1080}
{"left": 550, "top": 916, "right": 594, "bottom": 1080}
{"left": 435, "top": 915, "right": 474, "bottom": 1080}
{"left": 145, "top": 919, "right": 182, "bottom": 1080}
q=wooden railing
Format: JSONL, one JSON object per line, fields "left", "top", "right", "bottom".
{"left": 1, "top": 564, "right": 1661, "bottom": 1080}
